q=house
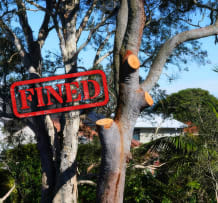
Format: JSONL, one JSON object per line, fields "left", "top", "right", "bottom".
{"left": 0, "top": 117, "right": 35, "bottom": 152}
{"left": 133, "top": 114, "right": 187, "bottom": 144}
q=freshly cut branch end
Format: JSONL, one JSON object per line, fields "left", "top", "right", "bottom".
{"left": 144, "top": 92, "right": 154, "bottom": 106}
{"left": 96, "top": 118, "right": 113, "bottom": 129}
{"left": 122, "top": 50, "right": 133, "bottom": 63}
{"left": 127, "top": 54, "right": 140, "bottom": 69}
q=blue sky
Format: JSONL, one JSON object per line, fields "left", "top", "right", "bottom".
{"left": 159, "top": 37, "right": 218, "bottom": 97}
{"left": 27, "top": 9, "right": 218, "bottom": 98}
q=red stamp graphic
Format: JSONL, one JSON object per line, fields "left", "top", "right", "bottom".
{"left": 10, "top": 70, "right": 109, "bottom": 118}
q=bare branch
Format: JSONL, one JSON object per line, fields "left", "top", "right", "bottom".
{"left": 0, "top": 9, "right": 16, "bottom": 19}
{"left": 16, "top": 0, "right": 34, "bottom": 48}
{"left": 144, "top": 0, "right": 152, "bottom": 26}
{"left": 25, "top": 0, "right": 48, "bottom": 12}
{"left": 37, "top": 0, "right": 53, "bottom": 48}
{"left": 193, "top": 0, "right": 218, "bottom": 12}
{"left": 78, "top": 180, "right": 96, "bottom": 186}
{"left": 94, "top": 51, "right": 113, "bottom": 66}
{"left": 76, "top": 9, "right": 117, "bottom": 55}
{"left": 93, "top": 30, "right": 114, "bottom": 66}
{"left": 178, "top": 18, "right": 201, "bottom": 28}
{"left": 52, "top": 15, "right": 66, "bottom": 58}
{"left": 0, "top": 20, "right": 27, "bottom": 60}
{"left": 77, "top": 66, "right": 87, "bottom": 72}
{"left": 76, "top": 0, "right": 97, "bottom": 40}
{"left": 140, "top": 54, "right": 153, "bottom": 68}
{"left": 8, "top": 52, "right": 19, "bottom": 63}
{"left": 132, "top": 163, "right": 166, "bottom": 170}
{"left": 0, "top": 184, "right": 16, "bottom": 202}
{"left": 87, "top": 163, "right": 99, "bottom": 173}
{"left": 141, "top": 19, "right": 218, "bottom": 92}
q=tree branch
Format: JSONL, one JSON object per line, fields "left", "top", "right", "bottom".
{"left": 178, "top": 18, "right": 201, "bottom": 28}
{"left": 0, "top": 20, "right": 27, "bottom": 61}
{"left": 94, "top": 51, "right": 113, "bottom": 66}
{"left": 37, "top": 0, "right": 53, "bottom": 48}
{"left": 78, "top": 180, "right": 96, "bottom": 186}
{"left": 0, "top": 111, "right": 15, "bottom": 119}
{"left": 124, "top": 0, "right": 146, "bottom": 54}
{"left": 16, "top": 0, "right": 34, "bottom": 49}
{"left": 193, "top": 0, "right": 218, "bottom": 12}
{"left": 93, "top": 30, "right": 114, "bottom": 66}
{"left": 141, "top": 19, "right": 218, "bottom": 92}
{"left": 76, "top": 0, "right": 97, "bottom": 40}
{"left": 132, "top": 162, "right": 166, "bottom": 170}
{"left": 0, "top": 184, "right": 15, "bottom": 202}
{"left": 113, "top": 0, "right": 128, "bottom": 94}
{"left": 25, "top": 0, "right": 48, "bottom": 12}
{"left": 52, "top": 15, "right": 67, "bottom": 58}
{"left": 144, "top": 0, "right": 152, "bottom": 26}
{"left": 76, "top": 9, "right": 117, "bottom": 55}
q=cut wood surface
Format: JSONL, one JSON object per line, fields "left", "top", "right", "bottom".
{"left": 127, "top": 54, "right": 140, "bottom": 69}
{"left": 122, "top": 50, "right": 133, "bottom": 63}
{"left": 144, "top": 92, "right": 154, "bottom": 106}
{"left": 96, "top": 118, "right": 113, "bottom": 129}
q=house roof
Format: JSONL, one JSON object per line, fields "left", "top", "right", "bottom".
{"left": 135, "top": 114, "right": 187, "bottom": 129}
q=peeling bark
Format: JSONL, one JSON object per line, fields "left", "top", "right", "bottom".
{"left": 53, "top": 111, "right": 79, "bottom": 203}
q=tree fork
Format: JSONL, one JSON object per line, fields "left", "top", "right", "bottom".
{"left": 97, "top": 0, "right": 146, "bottom": 202}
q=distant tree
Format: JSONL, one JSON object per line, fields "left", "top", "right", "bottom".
{"left": 154, "top": 88, "right": 218, "bottom": 136}
{"left": 152, "top": 88, "right": 218, "bottom": 202}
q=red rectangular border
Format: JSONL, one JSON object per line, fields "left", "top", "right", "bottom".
{"left": 10, "top": 70, "right": 109, "bottom": 118}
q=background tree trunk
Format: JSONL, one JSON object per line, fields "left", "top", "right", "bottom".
{"left": 52, "top": 9, "right": 79, "bottom": 202}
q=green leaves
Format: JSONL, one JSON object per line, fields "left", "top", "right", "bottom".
{"left": 2, "top": 144, "right": 41, "bottom": 202}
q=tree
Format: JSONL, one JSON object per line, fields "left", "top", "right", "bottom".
{"left": 153, "top": 88, "right": 218, "bottom": 202}
{"left": 154, "top": 88, "right": 218, "bottom": 138}
{"left": 0, "top": 0, "right": 218, "bottom": 202}
{"left": 95, "top": 1, "right": 218, "bottom": 202}
{"left": 0, "top": 1, "right": 117, "bottom": 202}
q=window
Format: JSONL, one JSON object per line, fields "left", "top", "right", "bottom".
{"left": 133, "top": 129, "right": 140, "bottom": 141}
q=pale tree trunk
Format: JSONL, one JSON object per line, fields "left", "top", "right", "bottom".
{"left": 215, "top": 182, "right": 218, "bottom": 203}
{"left": 52, "top": 3, "right": 80, "bottom": 202}
{"left": 0, "top": 5, "right": 79, "bottom": 202}
{"left": 52, "top": 111, "right": 79, "bottom": 203}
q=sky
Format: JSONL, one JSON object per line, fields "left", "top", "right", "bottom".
{"left": 159, "top": 36, "right": 218, "bottom": 97}
{"left": 26, "top": 8, "right": 218, "bottom": 98}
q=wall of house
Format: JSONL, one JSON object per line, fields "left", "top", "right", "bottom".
{"left": 133, "top": 128, "right": 183, "bottom": 143}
